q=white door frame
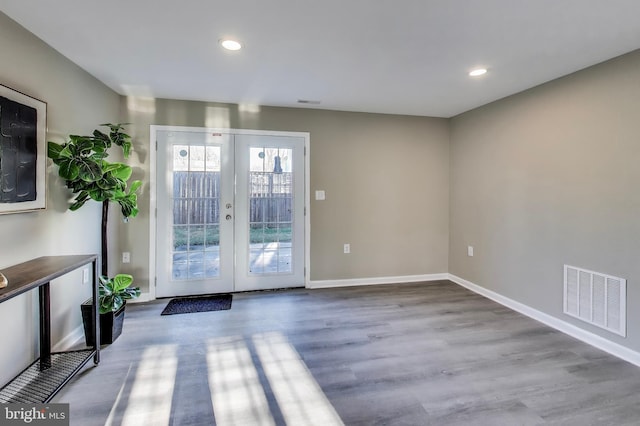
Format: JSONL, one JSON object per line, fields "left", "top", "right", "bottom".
{"left": 148, "top": 125, "right": 311, "bottom": 300}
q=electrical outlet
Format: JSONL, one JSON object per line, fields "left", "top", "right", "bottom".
{"left": 315, "top": 190, "right": 326, "bottom": 201}
{"left": 344, "top": 243, "right": 350, "bottom": 254}
{"left": 82, "top": 268, "right": 90, "bottom": 284}
{"left": 467, "top": 246, "right": 474, "bottom": 257}
{"left": 122, "top": 252, "right": 131, "bottom": 263}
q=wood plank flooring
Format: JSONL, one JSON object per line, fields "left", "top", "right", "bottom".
{"left": 54, "top": 281, "right": 640, "bottom": 425}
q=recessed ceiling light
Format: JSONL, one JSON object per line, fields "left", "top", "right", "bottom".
{"left": 469, "top": 68, "right": 487, "bottom": 77}
{"left": 220, "top": 39, "right": 242, "bottom": 51}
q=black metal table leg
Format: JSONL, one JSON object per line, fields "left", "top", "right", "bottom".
{"left": 39, "top": 282, "right": 51, "bottom": 370}
{"left": 92, "top": 259, "right": 100, "bottom": 364}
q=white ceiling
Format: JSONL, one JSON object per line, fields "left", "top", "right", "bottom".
{"left": 1, "top": 1, "right": 639, "bottom": 118}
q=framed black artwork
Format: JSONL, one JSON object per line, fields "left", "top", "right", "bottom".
{"left": 0, "top": 84, "right": 47, "bottom": 214}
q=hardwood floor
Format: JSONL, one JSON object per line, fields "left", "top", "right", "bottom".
{"left": 54, "top": 281, "right": 640, "bottom": 425}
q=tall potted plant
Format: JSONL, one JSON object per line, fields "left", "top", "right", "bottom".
{"left": 48, "top": 123, "right": 141, "bottom": 344}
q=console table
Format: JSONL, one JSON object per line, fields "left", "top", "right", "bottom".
{"left": 0, "top": 255, "right": 99, "bottom": 403}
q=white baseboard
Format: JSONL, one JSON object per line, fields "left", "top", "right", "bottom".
{"left": 308, "top": 273, "right": 449, "bottom": 289}
{"left": 448, "top": 273, "right": 640, "bottom": 368}
{"left": 129, "top": 292, "right": 154, "bottom": 303}
{"left": 52, "top": 325, "right": 85, "bottom": 352}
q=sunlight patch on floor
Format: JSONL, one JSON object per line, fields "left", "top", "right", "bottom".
{"left": 105, "top": 364, "right": 134, "bottom": 426}
{"left": 113, "top": 333, "right": 342, "bottom": 424}
{"left": 253, "top": 332, "right": 344, "bottom": 426}
{"left": 121, "top": 344, "right": 178, "bottom": 426}
{"left": 207, "top": 336, "right": 275, "bottom": 426}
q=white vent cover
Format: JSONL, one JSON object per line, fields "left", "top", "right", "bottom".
{"left": 564, "top": 265, "right": 626, "bottom": 337}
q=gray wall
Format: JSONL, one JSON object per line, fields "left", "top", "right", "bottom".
{"left": 450, "top": 50, "right": 640, "bottom": 350}
{"left": 0, "top": 13, "right": 120, "bottom": 385}
{"left": 119, "top": 99, "right": 450, "bottom": 292}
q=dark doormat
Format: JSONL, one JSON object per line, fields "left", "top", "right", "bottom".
{"left": 161, "top": 294, "right": 233, "bottom": 316}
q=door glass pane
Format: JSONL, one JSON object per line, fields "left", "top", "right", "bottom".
{"left": 248, "top": 147, "right": 293, "bottom": 275}
{"left": 172, "top": 144, "right": 222, "bottom": 280}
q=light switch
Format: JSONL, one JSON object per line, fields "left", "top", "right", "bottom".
{"left": 315, "top": 190, "right": 326, "bottom": 201}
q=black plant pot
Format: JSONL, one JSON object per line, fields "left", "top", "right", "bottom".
{"left": 81, "top": 299, "right": 126, "bottom": 346}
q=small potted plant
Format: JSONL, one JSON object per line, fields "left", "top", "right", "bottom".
{"left": 81, "top": 274, "right": 140, "bottom": 345}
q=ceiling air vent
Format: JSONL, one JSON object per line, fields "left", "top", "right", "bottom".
{"left": 297, "top": 99, "right": 321, "bottom": 105}
{"left": 564, "top": 265, "right": 626, "bottom": 337}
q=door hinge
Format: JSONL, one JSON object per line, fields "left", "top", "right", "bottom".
{"left": 304, "top": 206, "right": 306, "bottom": 216}
{"left": 154, "top": 277, "right": 157, "bottom": 287}
{"left": 155, "top": 140, "right": 158, "bottom": 151}
{"left": 304, "top": 267, "right": 306, "bottom": 277}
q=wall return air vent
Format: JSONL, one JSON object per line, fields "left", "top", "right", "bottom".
{"left": 564, "top": 265, "right": 626, "bottom": 337}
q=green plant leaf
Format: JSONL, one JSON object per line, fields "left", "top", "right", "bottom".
{"left": 121, "top": 141, "right": 131, "bottom": 158}
{"left": 70, "top": 192, "right": 90, "bottom": 211}
{"left": 67, "top": 179, "right": 91, "bottom": 192}
{"left": 47, "top": 142, "right": 64, "bottom": 160}
{"left": 90, "top": 151, "right": 108, "bottom": 161}
{"left": 58, "top": 145, "right": 74, "bottom": 159}
{"left": 122, "top": 287, "right": 141, "bottom": 300}
{"left": 113, "top": 295, "right": 124, "bottom": 311}
{"left": 96, "top": 175, "right": 119, "bottom": 190}
{"left": 77, "top": 159, "right": 103, "bottom": 182}
{"left": 112, "top": 273, "right": 134, "bottom": 292}
{"left": 92, "top": 142, "right": 106, "bottom": 154}
{"left": 120, "top": 203, "right": 133, "bottom": 218}
{"left": 99, "top": 296, "right": 114, "bottom": 314}
{"left": 118, "top": 196, "right": 139, "bottom": 217}
{"left": 75, "top": 137, "right": 95, "bottom": 154}
{"left": 99, "top": 275, "right": 112, "bottom": 294}
{"left": 103, "top": 123, "right": 132, "bottom": 158}
{"left": 58, "top": 159, "right": 80, "bottom": 180}
{"left": 88, "top": 188, "right": 111, "bottom": 202}
{"left": 69, "top": 200, "right": 88, "bottom": 211}
{"left": 109, "top": 163, "right": 132, "bottom": 181}
{"left": 93, "top": 129, "right": 111, "bottom": 146}
{"left": 110, "top": 131, "right": 123, "bottom": 145}
{"left": 129, "top": 180, "right": 143, "bottom": 194}
{"left": 101, "top": 162, "right": 120, "bottom": 174}
{"left": 97, "top": 274, "right": 137, "bottom": 312}
{"left": 100, "top": 123, "right": 126, "bottom": 132}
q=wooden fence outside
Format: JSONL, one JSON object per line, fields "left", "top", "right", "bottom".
{"left": 172, "top": 171, "right": 293, "bottom": 225}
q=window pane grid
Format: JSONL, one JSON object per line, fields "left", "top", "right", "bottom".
{"left": 248, "top": 147, "right": 294, "bottom": 275}
{"left": 171, "top": 145, "right": 221, "bottom": 281}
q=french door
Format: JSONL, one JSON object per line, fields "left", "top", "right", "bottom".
{"left": 155, "top": 128, "right": 305, "bottom": 298}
